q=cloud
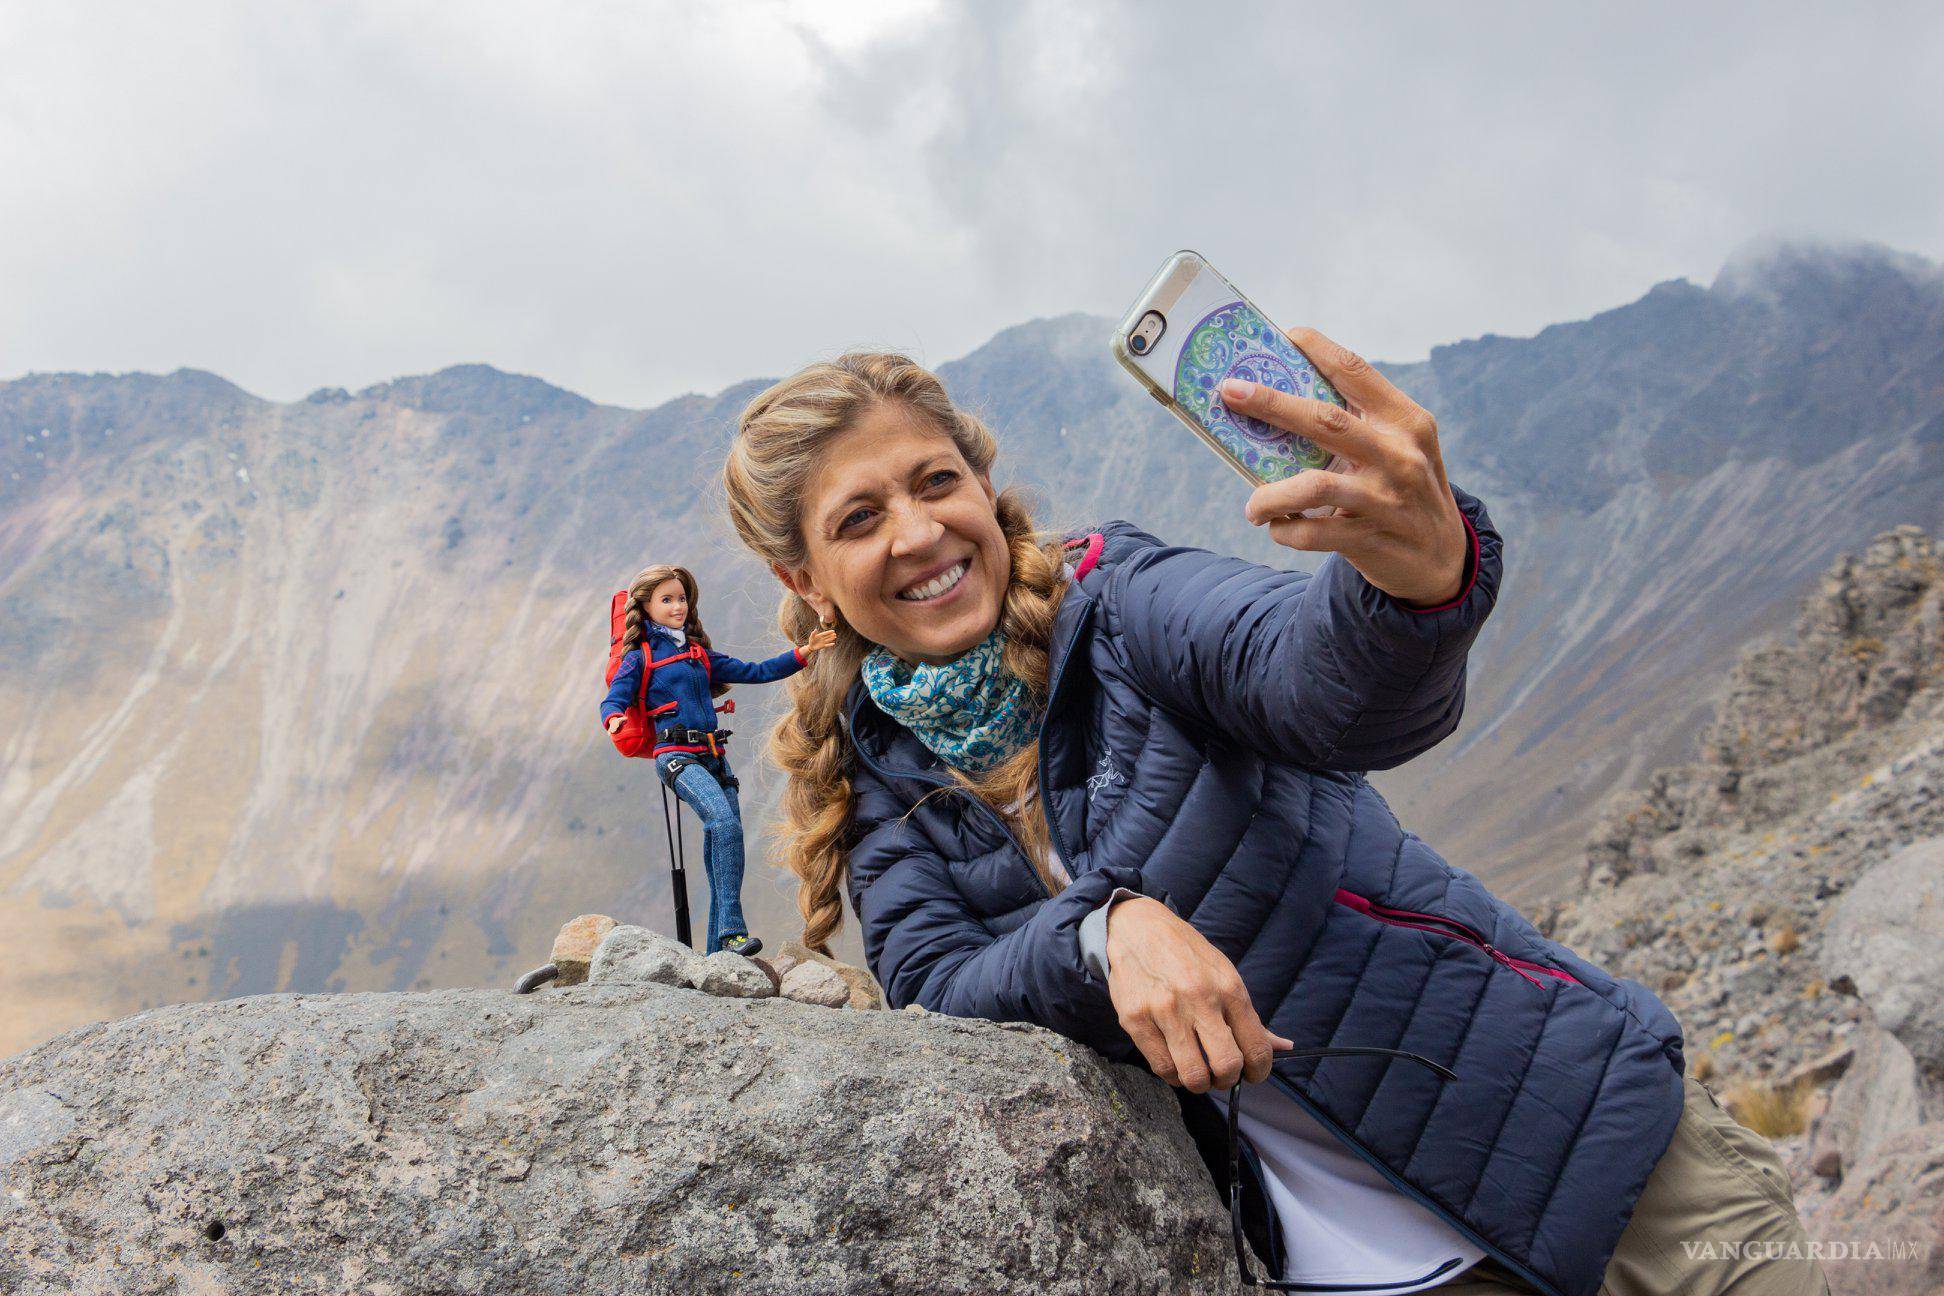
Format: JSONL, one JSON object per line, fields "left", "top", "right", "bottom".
{"left": 2, "top": 1, "right": 1940, "bottom": 407}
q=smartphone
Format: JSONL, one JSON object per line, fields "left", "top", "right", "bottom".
{"left": 1110, "top": 250, "right": 1344, "bottom": 499}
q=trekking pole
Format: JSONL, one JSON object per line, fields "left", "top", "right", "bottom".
{"left": 659, "top": 776, "right": 694, "bottom": 950}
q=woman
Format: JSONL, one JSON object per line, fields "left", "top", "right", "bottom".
{"left": 600, "top": 563, "right": 835, "bottom": 955}
{"left": 720, "top": 347, "right": 1827, "bottom": 1295}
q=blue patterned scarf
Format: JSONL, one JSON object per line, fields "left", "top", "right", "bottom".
{"left": 860, "top": 629, "right": 1040, "bottom": 773}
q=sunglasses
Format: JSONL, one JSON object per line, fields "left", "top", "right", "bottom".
{"left": 1225, "top": 1045, "right": 1460, "bottom": 1290}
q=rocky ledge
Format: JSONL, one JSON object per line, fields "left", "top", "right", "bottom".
{"left": 0, "top": 961, "right": 1239, "bottom": 1296}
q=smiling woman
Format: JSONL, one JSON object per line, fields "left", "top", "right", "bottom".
{"left": 717, "top": 350, "right": 1828, "bottom": 1296}
{"left": 791, "top": 406, "right": 1013, "bottom": 666}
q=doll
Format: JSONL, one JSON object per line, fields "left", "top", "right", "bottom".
{"left": 601, "top": 564, "right": 836, "bottom": 955}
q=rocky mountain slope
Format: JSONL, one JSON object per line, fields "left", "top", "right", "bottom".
{"left": 3, "top": 242, "right": 1941, "bottom": 1059}
{"left": 1543, "top": 526, "right": 1944, "bottom": 1291}
{"left": 1545, "top": 524, "right": 1942, "bottom": 1088}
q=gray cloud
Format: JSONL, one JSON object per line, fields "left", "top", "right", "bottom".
{"left": 3, "top": 0, "right": 1940, "bottom": 407}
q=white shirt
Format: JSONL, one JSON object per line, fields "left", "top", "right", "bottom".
{"left": 1004, "top": 787, "right": 1484, "bottom": 1292}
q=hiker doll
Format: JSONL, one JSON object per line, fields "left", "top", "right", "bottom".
{"left": 601, "top": 564, "right": 837, "bottom": 956}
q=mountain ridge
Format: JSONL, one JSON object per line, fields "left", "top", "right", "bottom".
{"left": 2, "top": 241, "right": 1940, "bottom": 1059}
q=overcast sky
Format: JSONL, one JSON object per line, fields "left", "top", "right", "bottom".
{"left": 4, "top": 1, "right": 1941, "bottom": 409}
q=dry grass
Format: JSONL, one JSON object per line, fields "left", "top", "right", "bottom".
{"left": 1720, "top": 1079, "right": 1816, "bottom": 1138}
{"left": 1691, "top": 1052, "right": 1717, "bottom": 1083}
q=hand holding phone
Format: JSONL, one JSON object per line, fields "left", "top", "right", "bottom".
{"left": 1224, "top": 334, "right": 1471, "bottom": 608}
{"left": 1111, "top": 251, "right": 1471, "bottom": 609}
{"left": 1112, "top": 250, "right": 1344, "bottom": 494}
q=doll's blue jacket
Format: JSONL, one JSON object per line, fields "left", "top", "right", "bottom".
{"left": 839, "top": 485, "right": 1686, "bottom": 1296}
{"left": 600, "top": 624, "right": 804, "bottom": 738}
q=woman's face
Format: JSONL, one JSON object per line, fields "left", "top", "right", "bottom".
{"left": 782, "top": 402, "right": 1009, "bottom": 666}
{"left": 646, "top": 577, "right": 689, "bottom": 630}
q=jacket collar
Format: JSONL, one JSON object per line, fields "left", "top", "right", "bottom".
{"left": 844, "top": 569, "right": 1098, "bottom": 777}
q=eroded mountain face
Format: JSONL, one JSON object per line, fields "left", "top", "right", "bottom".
{"left": 4, "top": 245, "right": 1943, "bottom": 1058}
{"left": 1546, "top": 525, "right": 1943, "bottom": 1086}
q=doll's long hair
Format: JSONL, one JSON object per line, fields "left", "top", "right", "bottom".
{"left": 721, "top": 353, "right": 1071, "bottom": 955}
{"left": 621, "top": 565, "right": 729, "bottom": 700}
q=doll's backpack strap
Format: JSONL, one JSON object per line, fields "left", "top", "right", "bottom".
{"left": 604, "top": 590, "right": 666, "bottom": 759}
{"left": 606, "top": 590, "right": 632, "bottom": 685}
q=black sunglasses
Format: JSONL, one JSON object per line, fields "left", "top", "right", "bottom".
{"left": 1225, "top": 1045, "right": 1460, "bottom": 1290}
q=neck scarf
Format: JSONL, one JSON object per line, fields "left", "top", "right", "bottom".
{"left": 653, "top": 624, "right": 686, "bottom": 646}
{"left": 860, "top": 628, "right": 1039, "bottom": 773}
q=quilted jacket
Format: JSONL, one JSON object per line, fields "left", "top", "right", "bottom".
{"left": 840, "top": 486, "right": 1686, "bottom": 1296}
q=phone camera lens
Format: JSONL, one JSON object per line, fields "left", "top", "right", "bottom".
{"left": 1129, "top": 334, "right": 1148, "bottom": 355}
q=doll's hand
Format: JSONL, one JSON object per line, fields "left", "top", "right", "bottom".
{"left": 800, "top": 626, "right": 838, "bottom": 657}
{"left": 1222, "top": 327, "right": 1469, "bottom": 609}
{"left": 1104, "top": 896, "right": 1293, "bottom": 1092}
{"left": 605, "top": 715, "right": 623, "bottom": 735}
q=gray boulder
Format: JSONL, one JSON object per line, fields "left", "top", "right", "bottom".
{"left": 1824, "top": 836, "right": 1944, "bottom": 1075}
{"left": 0, "top": 984, "right": 1239, "bottom": 1295}
{"left": 1807, "top": 1024, "right": 1935, "bottom": 1179}
{"left": 1801, "top": 1121, "right": 1944, "bottom": 1295}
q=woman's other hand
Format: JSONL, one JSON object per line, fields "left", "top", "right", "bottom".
{"left": 1104, "top": 896, "right": 1293, "bottom": 1092}
{"left": 1222, "top": 327, "right": 1469, "bottom": 609}
{"left": 799, "top": 626, "right": 838, "bottom": 657}
{"left": 605, "top": 714, "right": 624, "bottom": 735}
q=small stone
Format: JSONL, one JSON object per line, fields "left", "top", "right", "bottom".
{"left": 778, "top": 938, "right": 884, "bottom": 1010}
{"left": 780, "top": 963, "right": 850, "bottom": 1008}
{"left": 767, "top": 951, "right": 802, "bottom": 979}
{"left": 689, "top": 952, "right": 777, "bottom": 999}
{"left": 590, "top": 925, "right": 701, "bottom": 988}
{"left": 550, "top": 914, "right": 619, "bottom": 986}
{"left": 1809, "top": 1145, "right": 1842, "bottom": 1180}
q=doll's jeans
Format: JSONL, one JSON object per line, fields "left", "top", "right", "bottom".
{"left": 655, "top": 752, "right": 749, "bottom": 954}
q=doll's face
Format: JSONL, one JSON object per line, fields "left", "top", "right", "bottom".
{"left": 646, "top": 577, "right": 689, "bottom": 630}
{"left": 781, "top": 403, "right": 1009, "bottom": 667}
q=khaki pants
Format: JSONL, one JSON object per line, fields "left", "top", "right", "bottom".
{"left": 1436, "top": 1076, "right": 1830, "bottom": 1296}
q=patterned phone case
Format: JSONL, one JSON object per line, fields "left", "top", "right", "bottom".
{"left": 1112, "top": 251, "right": 1343, "bottom": 486}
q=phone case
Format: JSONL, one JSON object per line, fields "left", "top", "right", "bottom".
{"left": 1110, "top": 249, "right": 1343, "bottom": 488}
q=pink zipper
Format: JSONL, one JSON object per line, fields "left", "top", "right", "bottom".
{"left": 1333, "top": 889, "right": 1582, "bottom": 990}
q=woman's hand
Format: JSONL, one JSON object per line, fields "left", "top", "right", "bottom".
{"left": 1104, "top": 896, "right": 1293, "bottom": 1092}
{"left": 605, "top": 714, "right": 624, "bottom": 735}
{"left": 799, "top": 626, "right": 838, "bottom": 657}
{"left": 1220, "top": 327, "right": 1469, "bottom": 609}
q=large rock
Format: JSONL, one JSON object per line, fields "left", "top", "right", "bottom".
{"left": 1824, "top": 837, "right": 1944, "bottom": 1076}
{"left": 1802, "top": 1122, "right": 1944, "bottom": 1295}
{"left": 1806, "top": 1024, "right": 1934, "bottom": 1179}
{"left": 0, "top": 985, "right": 1239, "bottom": 1295}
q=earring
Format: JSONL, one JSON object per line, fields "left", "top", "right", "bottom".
{"left": 818, "top": 614, "right": 836, "bottom": 631}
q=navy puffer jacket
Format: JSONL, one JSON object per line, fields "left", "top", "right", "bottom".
{"left": 841, "top": 486, "right": 1685, "bottom": 1296}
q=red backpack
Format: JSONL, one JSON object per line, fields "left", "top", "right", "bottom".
{"left": 603, "top": 592, "right": 730, "bottom": 758}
